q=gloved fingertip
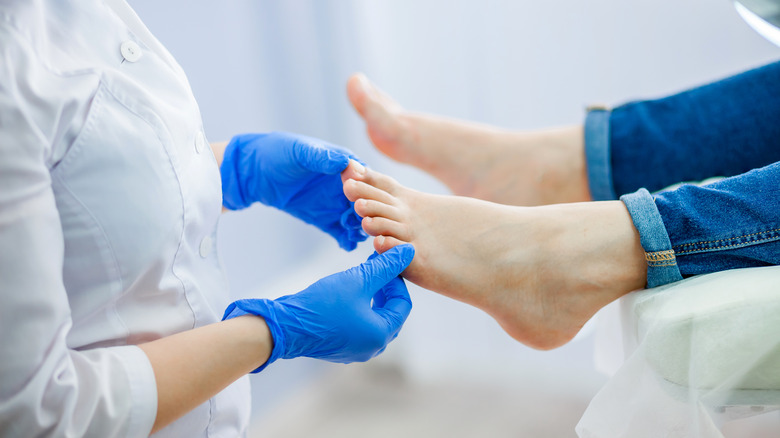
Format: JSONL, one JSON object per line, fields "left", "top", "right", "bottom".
{"left": 335, "top": 225, "right": 366, "bottom": 251}
{"left": 308, "top": 147, "right": 350, "bottom": 175}
{"left": 393, "top": 243, "right": 415, "bottom": 267}
{"left": 340, "top": 207, "right": 362, "bottom": 228}
{"left": 337, "top": 238, "right": 357, "bottom": 251}
{"left": 368, "top": 244, "right": 414, "bottom": 272}
{"left": 293, "top": 137, "right": 351, "bottom": 174}
{"left": 327, "top": 150, "right": 351, "bottom": 173}
{"left": 338, "top": 209, "right": 368, "bottom": 248}
{"left": 348, "top": 227, "right": 368, "bottom": 243}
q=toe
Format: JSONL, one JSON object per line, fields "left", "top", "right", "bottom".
{"left": 374, "top": 235, "right": 410, "bottom": 254}
{"left": 341, "top": 159, "right": 367, "bottom": 183}
{"left": 344, "top": 179, "right": 396, "bottom": 205}
{"left": 361, "top": 168, "right": 401, "bottom": 194}
{"left": 354, "top": 199, "right": 402, "bottom": 221}
{"left": 347, "top": 73, "right": 402, "bottom": 117}
{"left": 362, "top": 217, "right": 410, "bottom": 241}
{"left": 346, "top": 73, "right": 371, "bottom": 118}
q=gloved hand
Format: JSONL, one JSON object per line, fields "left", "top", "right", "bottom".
{"left": 220, "top": 132, "right": 368, "bottom": 250}
{"left": 223, "top": 244, "right": 415, "bottom": 372}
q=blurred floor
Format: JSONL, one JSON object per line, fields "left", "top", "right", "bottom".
{"left": 247, "top": 358, "right": 780, "bottom": 438}
{"left": 248, "top": 360, "right": 598, "bottom": 438}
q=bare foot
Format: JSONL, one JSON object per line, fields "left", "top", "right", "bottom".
{"left": 342, "top": 161, "right": 645, "bottom": 350}
{"left": 347, "top": 73, "right": 591, "bottom": 206}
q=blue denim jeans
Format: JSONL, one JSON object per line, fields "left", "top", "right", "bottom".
{"left": 585, "top": 61, "right": 780, "bottom": 288}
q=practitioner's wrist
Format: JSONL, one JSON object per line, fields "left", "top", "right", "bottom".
{"left": 223, "top": 315, "right": 275, "bottom": 373}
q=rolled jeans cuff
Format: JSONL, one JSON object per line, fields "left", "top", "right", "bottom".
{"left": 584, "top": 107, "right": 617, "bottom": 201}
{"left": 620, "top": 188, "right": 684, "bottom": 288}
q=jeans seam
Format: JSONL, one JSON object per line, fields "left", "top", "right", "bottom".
{"left": 673, "top": 227, "right": 780, "bottom": 250}
{"left": 645, "top": 249, "right": 675, "bottom": 261}
{"left": 646, "top": 261, "right": 679, "bottom": 267}
{"left": 675, "top": 234, "right": 780, "bottom": 255}
{"left": 645, "top": 250, "right": 678, "bottom": 267}
{"left": 674, "top": 228, "right": 780, "bottom": 255}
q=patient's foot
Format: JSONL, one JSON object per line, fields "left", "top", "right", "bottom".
{"left": 342, "top": 161, "right": 645, "bottom": 350}
{"left": 347, "top": 73, "right": 591, "bottom": 206}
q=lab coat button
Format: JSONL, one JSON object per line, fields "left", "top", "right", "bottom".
{"left": 195, "top": 131, "right": 206, "bottom": 154}
{"left": 120, "top": 41, "right": 142, "bottom": 62}
{"left": 199, "top": 236, "right": 212, "bottom": 258}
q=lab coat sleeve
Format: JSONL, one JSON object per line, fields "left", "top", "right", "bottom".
{"left": 0, "top": 27, "right": 157, "bottom": 438}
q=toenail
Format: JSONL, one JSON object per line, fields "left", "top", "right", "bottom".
{"left": 352, "top": 160, "right": 366, "bottom": 175}
{"left": 356, "top": 74, "right": 374, "bottom": 96}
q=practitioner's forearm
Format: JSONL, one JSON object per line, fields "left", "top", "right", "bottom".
{"left": 210, "top": 140, "right": 230, "bottom": 212}
{"left": 211, "top": 140, "right": 229, "bottom": 168}
{"left": 139, "top": 315, "right": 272, "bottom": 433}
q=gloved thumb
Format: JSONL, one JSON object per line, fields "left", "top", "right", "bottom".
{"left": 373, "top": 276, "right": 412, "bottom": 329}
{"left": 293, "top": 137, "right": 351, "bottom": 175}
{"left": 353, "top": 244, "right": 415, "bottom": 298}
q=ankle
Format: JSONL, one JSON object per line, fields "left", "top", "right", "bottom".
{"left": 521, "top": 126, "right": 591, "bottom": 205}
{"left": 552, "top": 201, "right": 646, "bottom": 299}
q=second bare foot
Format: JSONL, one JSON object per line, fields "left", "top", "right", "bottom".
{"left": 347, "top": 73, "right": 591, "bottom": 206}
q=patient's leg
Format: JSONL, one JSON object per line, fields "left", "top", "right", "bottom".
{"left": 347, "top": 74, "right": 591, "bottom": 206}
{"left": 342, "top": 161, "right": 646, "bottom": 350}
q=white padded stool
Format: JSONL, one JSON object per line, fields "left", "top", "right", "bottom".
{"left": 578, "top": 266, "right": 780, "bottom": 438}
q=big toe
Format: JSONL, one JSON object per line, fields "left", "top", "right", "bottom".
{"left": 347, "top": 73, "right": 402, "bottom": 133}
{"left": 341, "top": 159, "right": 367, "bottom": 184}
{"left": 347, "top": 73, "right": 372, "bottom": 118}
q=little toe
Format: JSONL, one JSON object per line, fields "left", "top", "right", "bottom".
{"left": 354, "top": 199, "right": 402, "bottom": 221}
{"left": 344, "top": 179, "right": 396, "bottom": 205}
{"left": 362, "top": 216, "right": 410, "bottom": 241}
{"left": 374, "top": 235, "right": 410, "bottom": 254}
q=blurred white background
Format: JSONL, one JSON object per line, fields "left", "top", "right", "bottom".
{"left": 129, "top": 1, "right": 779, "bottom": 436}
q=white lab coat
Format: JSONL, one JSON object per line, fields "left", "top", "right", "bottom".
{"left": 0, "top": 0, "right": 250, "bottom": 436}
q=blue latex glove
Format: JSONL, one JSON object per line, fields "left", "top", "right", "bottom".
{"left": 223, "top": 244, "right": 415, "bottom": 372}
{"left": 220, "top": 132, "right": 368, "bottom": 250}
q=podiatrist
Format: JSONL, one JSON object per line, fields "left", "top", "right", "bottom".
{"left": 0, "top": 1, "right": 413, "bottom": 437}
